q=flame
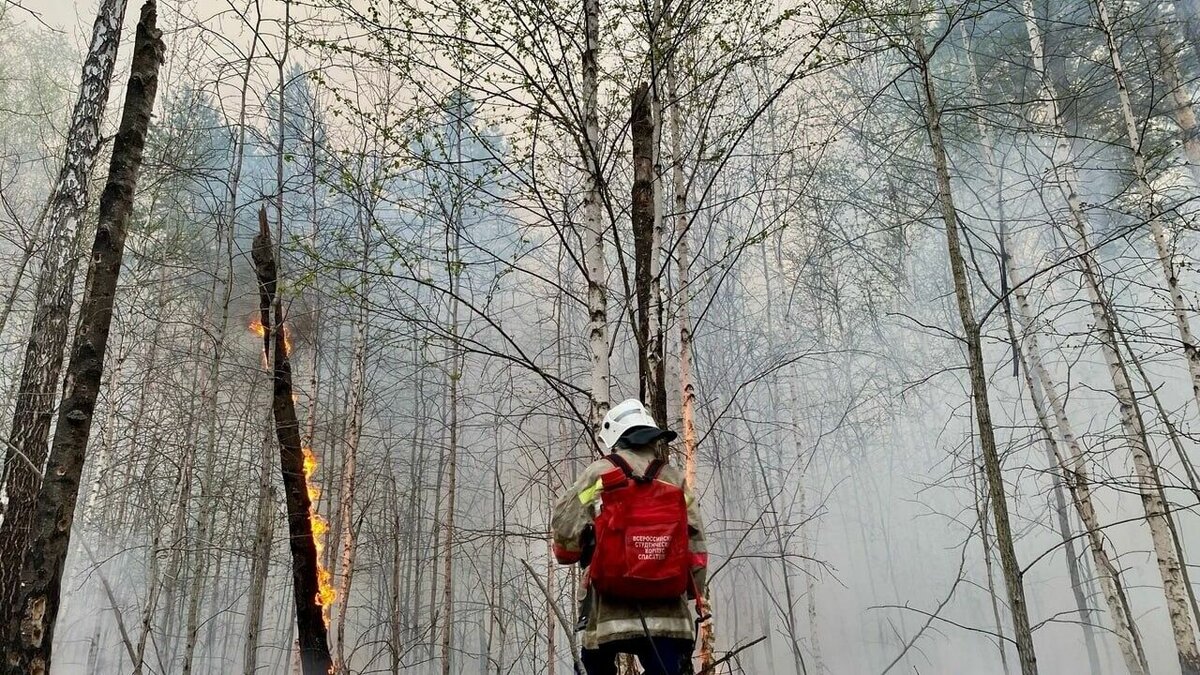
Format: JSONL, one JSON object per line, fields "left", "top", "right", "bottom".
{"left": 248, "top": 317, "right": 293, "bottom": 357}
{"left": 302, "top": 446, "right": 337, "bottom": 625}
{"left": 250, "top": 318, "right": 330, "bottom": 625}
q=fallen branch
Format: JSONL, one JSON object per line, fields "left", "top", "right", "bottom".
{"left": 696, "top": 635, "right": 767, "bottom": 674}
{"left": 520, "top": 558, "right": 583, "bottom": 675}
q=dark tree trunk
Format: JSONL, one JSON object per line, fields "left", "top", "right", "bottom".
{"left": 0, "top": 0, "right": 129, "bottom": 614}
{"left": 251, "top": 208, "right": 334, "bottom": 675}
{"left": 1, "top": 4, "right": 163, "bottom": 673}
{"left": 630, "top": 82, "right": 666, "bottom": 429}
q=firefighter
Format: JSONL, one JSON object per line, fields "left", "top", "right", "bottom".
{"left": 552, "top": 399, "right": 709, "bottom": 675}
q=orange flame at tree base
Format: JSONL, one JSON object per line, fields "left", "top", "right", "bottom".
{"left": 302, "top": 447, "right": 337, "bottom": 626}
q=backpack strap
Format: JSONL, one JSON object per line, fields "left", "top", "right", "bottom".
{"left": 604, "top": 453, "right": 635, "bottom": 479}
{"left": 642, "top": 458, "right": 666, "bottom": 483}
{"left": 604, "top": 454, "right": 665, "bottom": 485}
{"left": 601, "top": 454, "right": 632, "bottom": 490}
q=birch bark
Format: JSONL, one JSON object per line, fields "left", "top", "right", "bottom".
{"left": 243, "top": 423, "right": 276, "bottom": 675}
{"left": 908, "top": 4, "right": 1039, "bottom": 672}
{"left": 582, "top": 0, "right": 610, "bottom": 441}
{"left": 1024, "top": 3, "right": 1200, "bottom": 670}
{"left": 2, "top": 6, "right": 163, "bottom": 670}
{"left": 0, "top": 0, "right": 130, "bottom": 614}
{"left": 334, "top": 213, "right": 369, "bottom": 674}
{"left": 1095, "top": 0, "right": 1200, "bottom": 413}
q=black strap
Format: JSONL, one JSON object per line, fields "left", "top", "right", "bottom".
{"left": 643, "top": 458, "right": 666, "bottom": 482}
{"left": 604, "top": 454, "right": 664, "bottom": 484}
{"left": 604, "top": 453, "right": 635, "bottom": 479}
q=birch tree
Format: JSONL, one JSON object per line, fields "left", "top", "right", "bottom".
{"left": 907, "top": 3, "right": 1039, "bottom": 672}
{"left": 2, "top": 3, "right": 163, "bottom": 671}
{"left": 0, "top": 0, "right": 130, "bottom": 613}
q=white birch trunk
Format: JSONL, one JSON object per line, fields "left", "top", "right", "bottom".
{"left": 582, "top": 0, "right": 609, "bottom": 438}
{"left": 1095, "top": 0, "right": 1200, "bottom": 415}
{"left": 0, "top": 0, "right": 130, "bottom": 610}
{"left": 909, "top": 3, "right": 1039, "bottom": 671}
{"left": 1009, "top": 243, "right": 1148, "bottom": 675}
{"left": 1025, "top": 3, "right": 1200, "bottom": 671}
{"left": 334, "top": 225, "right": 368, "bottom": 673}
{"left": 959, "top": 24, "right": 1106, "bottom": 671}
{"left": 670, "top": 60, "right": 713, "bottom": 667}
{"left": 1156, "top": 28, "right": 1200, "bottom": 187}
{"left": 243, "top": 424, "right": 275, "bottom": 675}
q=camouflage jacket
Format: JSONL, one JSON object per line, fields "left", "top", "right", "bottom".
{"left": 551, "top": 447, "right": 708, "bottom": 649}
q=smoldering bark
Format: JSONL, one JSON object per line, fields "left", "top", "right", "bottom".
{"left": 908, "top": 3, "right": 1039, "bottom": 673}
{"left": 252, "top": 208, "right": 334, "bottom": 675}
{"left": 0, "top": 0, "right": 130, "bottom": 615}
{"left": 1, "top": 5, "right": 163, "bottom": 672}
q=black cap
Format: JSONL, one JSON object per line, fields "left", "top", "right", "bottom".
{"left": 617, "top": 426, "right": 678, "bottom": 448}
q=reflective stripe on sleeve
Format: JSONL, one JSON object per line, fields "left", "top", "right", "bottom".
{"left": 578, "top": 477, "right": 604, "bottom": 506}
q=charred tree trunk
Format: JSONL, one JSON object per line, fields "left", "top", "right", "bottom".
{"left": 631, "top": 82, "right": 667, "bottom": 432}
{"left": 0, "top": 0, "right": 129, "bottom": 614}
{"left": 1, "top": 5, "right": 163, "bottom": 672}
{"left": 908, "top": 3, "right": 1039, "bottom": 673}
{"left": 252, "top": 208, "right": 334, "bottom": 675}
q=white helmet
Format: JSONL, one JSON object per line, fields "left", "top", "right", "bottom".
{"left": 599, "top": 398, "right": 677, "bottom": 450}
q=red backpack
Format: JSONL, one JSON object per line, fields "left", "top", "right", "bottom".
{"left": 588, "top": 454, "right": 691, "bottom": 600}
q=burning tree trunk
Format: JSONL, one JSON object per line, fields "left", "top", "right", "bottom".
{"left": 631, "top": 82, "right": 667, "bottom": 430}
{"left": 1, "top": 4, "right": 163, "bottom": 672}
{"left": 907, "top": 2, "right": 1039, "bottom": 673}
{"left": 252, "top": 207, "right": 334, "bottom": 675}
{"left": 0, "top": 0, "right": 129, "bottom": 614}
